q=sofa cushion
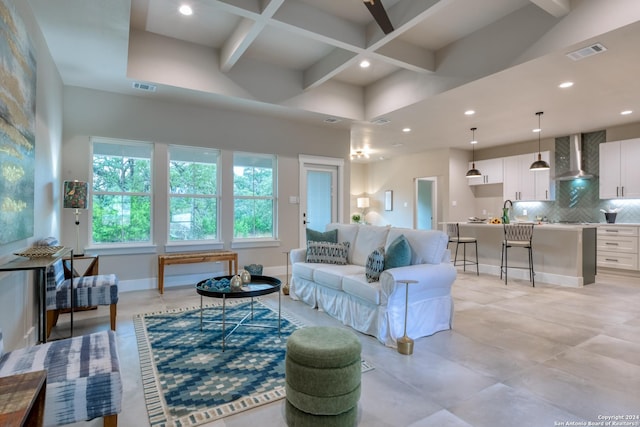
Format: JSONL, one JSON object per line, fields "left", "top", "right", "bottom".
{"left": 365, "top": 247, "right": 385, "bottom": 283}
{"left": 351, "top": 225, "right": 390, "bottom": 266}
{"left": 386, "top": 228, "right": 448, "bottom": 265}
{"left": 326, "top": 223, "right": 359, "bottom": 262}
{"left": 384, "top": 234, "right": 411, "bottom": 269}
{"left": 306, "top": 228, "right": 338, "bottom": 244}
{"left": 306, "top": 241, "right": 350, "bottom": 265}
{"left": 292, "top": 262, "right": 316, "bottom": 281}
{"left": 342, "top": 275, "right": 382, "bottom": 305}
{"left": 314, "top": 264, "right": 365, "bottom": 290}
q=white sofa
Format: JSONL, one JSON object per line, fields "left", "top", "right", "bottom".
{"left": 290, "top": 223, "right": 457, "bottom": 347}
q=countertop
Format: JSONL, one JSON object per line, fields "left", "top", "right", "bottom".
{"left": 445, "top": 222, "right": 640, "bottom": 231}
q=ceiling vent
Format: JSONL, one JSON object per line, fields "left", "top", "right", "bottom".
{"left": 324, "top": 117, "right": 341, "bottom": 124}
{"left": 132, "top": 82, "right": 157, "bottom": 92}
{"left": 371, "top": 118, "right": 391, "bottom": 125}
{"left": 566, "top": 43, "right": 607, "bottom": 61}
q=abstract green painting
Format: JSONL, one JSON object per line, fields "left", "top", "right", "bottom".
{"left": 0, "top": 1, "right": 36, "bottom": 244}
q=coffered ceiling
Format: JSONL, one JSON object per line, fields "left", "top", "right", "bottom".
{"left": 29, "top": 0, "right": 640, "bottom": 161}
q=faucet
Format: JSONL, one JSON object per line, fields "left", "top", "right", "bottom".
{"left": 502, "top": 200, "right": 513, "bottom": 224}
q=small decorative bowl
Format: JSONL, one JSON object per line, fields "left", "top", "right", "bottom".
{"left": 244, "top": 264, "right": 263, "bottom": 275}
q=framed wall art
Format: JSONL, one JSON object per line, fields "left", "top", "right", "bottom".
{"left": 0, "top": 1, "right": 36, "bottom": 244}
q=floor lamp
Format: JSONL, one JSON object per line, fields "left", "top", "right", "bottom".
{"left": 63, "top": 180, "right": 88, "bottom": 257}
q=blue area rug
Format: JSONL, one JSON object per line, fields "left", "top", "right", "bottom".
{"left": 134, "top": 299, "right": 374, "bottom": 427}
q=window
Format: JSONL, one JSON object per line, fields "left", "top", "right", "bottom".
{"left": 168, "top": 146, "right": 220, "bottom": 241}
{"left": 233, "top": 153, "right": 276, "bottom": 239}
{"left": 91, "top": 138, "right": 153, "bottom": 244}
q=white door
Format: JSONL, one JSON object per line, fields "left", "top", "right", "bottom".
{"left": 305, "top": 167, "right": 336, "bottom": 232}
{"left": 415, "top": 177, "right": 437, "bottom": 230}
{"left": 299, "top": 156, "right": 344, "bottom": 247}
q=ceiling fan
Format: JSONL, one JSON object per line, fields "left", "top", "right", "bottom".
{"left": 363, "top": 0, "right": 394, "bottom": 34}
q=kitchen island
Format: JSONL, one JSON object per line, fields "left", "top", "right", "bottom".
{"left": 451, "top": 222, "right": 597, "bottom": 287}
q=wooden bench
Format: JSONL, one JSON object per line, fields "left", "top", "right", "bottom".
{"left": 157, "top": 250, "right": 238, "bottom": 294}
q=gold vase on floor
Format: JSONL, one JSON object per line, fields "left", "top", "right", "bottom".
{"left": 282, "top": 251, "right": 290, "bottom": 295}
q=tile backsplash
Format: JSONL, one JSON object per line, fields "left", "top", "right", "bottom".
{"left": 512, "top": 130, "right": 640, "bottom": 224}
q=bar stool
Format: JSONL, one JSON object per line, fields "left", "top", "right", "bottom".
{"left": 446, "top": 223, "right": 479, "bottom": 275}
{"left": 500, "top": 223, "right": 535, "bottom": 287}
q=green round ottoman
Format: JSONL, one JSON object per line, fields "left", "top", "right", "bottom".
{"left": 285, "top": 326, "right": 362, "bottom": 427}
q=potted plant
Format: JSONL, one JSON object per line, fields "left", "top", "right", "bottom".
{"left": 351, "top": 213, "right": 361, "bottom": 224}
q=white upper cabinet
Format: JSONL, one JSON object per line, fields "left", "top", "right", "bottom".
{"left": 534, "top": 151, "right": 554, "bottom": 201}
{"left": 600, "top": 139, "right": 640, "bottom": 199}
{"left": 503, "top": 152, "right": 554, "bottom": 201}
{"left": 467, "top": 158, "right": 504, "bottom": 186}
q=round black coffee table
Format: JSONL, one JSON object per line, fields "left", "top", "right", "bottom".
{"left": 196, "top": 275, "right": 282, "bottom": 351}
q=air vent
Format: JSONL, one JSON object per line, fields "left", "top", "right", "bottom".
{"left": 132, "top": 82, "right": 157, "bottom": 92}
{"left": 566, "top": 43, "right": 607, "bottom": 61}
{"left": 324, "top": 117, "right": 341, "bottom": 123}
{"left": 371, "top": 118, "right": 391, "bottom": 125}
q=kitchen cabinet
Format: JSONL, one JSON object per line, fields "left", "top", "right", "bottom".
{"left": 503, "top": 151, "right": 554, "bottom": 201}
{"left": 597, "top": 225, "right": 639, "bottom": 270}
{"left": 467, "top": 158, "right": 503, "bottom": 185}
{"left": 599, "top": 138, "right": 640, "bottom": 199}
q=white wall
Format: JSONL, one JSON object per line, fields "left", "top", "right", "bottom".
{"left": 61, "top": 87, "right": 351, "bottom": 290}
{"left": 355, "top": 148, "right": 451, "bottom": 228}
{"left": 0, "top": 0, "right": 63, "bottom": 350}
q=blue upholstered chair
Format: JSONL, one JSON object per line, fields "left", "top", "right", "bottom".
{"left": 39, "top": 238, "right": 119, "bottom": 338}
{"left": 0, "top": 328, "right": 122, "bottom": 426}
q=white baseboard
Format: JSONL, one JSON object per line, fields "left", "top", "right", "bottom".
{"left": 474, "top": 264, "right": 583, "bottom": 287}
{"left": 119, "top": 264, "right": 289, "bottom": 293}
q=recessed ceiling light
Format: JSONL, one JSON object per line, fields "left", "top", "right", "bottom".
{"left": 402, "top": 127, "right": 411, "bottom": 133}
{"left": 464, "top": 110, "right": 475, "bottom": 116}
{"left": 621, "top": 110, "right": 633, "bottom": 115}
{"left": 360, "top": 60, "right": 371, "bottom": 68}
{"left": 559, "top": 81, "right": 574, "bottom": 88}
{"left": 179, "top": 4, "right": 193, "bottom": 15}
{"left": 533, "top": 128, "right": 541, "bottom": 133}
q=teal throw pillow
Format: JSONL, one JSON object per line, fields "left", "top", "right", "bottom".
{"left": 384, "top": 235, "right": 411, "bottom": 269}
{"left": 365, "top": 247, "right": 385, "bottom": 283}
{"left": 306, "top": 228, "right": 338, "bottom": 244}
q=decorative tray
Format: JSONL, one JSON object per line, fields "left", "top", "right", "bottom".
{"left": 14, "top": 246, "right": 65, "bottom": 258}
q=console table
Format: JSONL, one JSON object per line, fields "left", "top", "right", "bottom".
{"left": 0, "top": 370, "right": 46, "bottom": 427}
{"left": 0, "top": 247, "right": 73, "bottom": 343}
{"left": 157, "top": 250, "right": 238, "bottom": 294}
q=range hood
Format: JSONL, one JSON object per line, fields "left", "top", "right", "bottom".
{"left": 554, "top": 134, "right": 595, "bottom": 181}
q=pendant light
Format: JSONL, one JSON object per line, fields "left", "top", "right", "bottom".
{"left": 466, "top": 127, "right": 482, "bottom": 177}
{"left": 530, "top": 111, "right": 550, "bottom": 171}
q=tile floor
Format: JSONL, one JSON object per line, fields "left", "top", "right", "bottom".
{"left": 54, "top": 270, "right": 640, "bottom": 427}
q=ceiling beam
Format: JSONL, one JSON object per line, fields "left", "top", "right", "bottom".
{"left": 303, "top": 49, "right": 358, "bottom": 90}
{"left": 529, "top": 0, "right": 571, "bottom": 18}
{"left": 219, "top": 0, "right": 285, "bottom": 72}
{"left": 373, "top": 39, "right": 434, "bottom": 73}
{"left": 220, "top": 19, "right": 265, "bottom": 72}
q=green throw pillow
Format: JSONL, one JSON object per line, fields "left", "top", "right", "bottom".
{"left": 306, "top": 228, "right": 338, "bottom": 244}
{"left": 384, "top": 235, "right": 411, "bottom": 269}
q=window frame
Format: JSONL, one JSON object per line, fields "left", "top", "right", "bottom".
{"left": 167, "top": 145, "right": 221, "bottom": 244}
{"left": 232, "top": 152, "right": 278, "bottom": 245}
{"left": 89, "top": 137, "right": 154, "bottom": 248}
